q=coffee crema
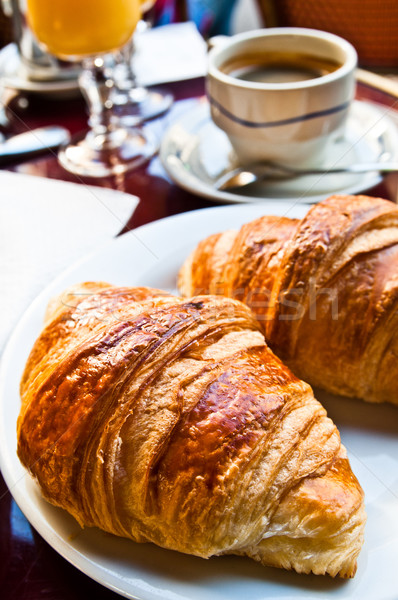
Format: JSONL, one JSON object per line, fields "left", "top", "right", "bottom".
{"left": 221, "top": 51, "right": 342, "bottom": 84}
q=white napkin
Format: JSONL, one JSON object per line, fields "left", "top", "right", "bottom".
{"left": 0, "top": 172, "right": 138, "bottom": 352}
{"left": 134, "top": 22, "right": 208, "bottom": 86}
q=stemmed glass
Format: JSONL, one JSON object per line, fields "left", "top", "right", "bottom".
{"left": 111, "top": 0, "right": 173, "bottom": 126}
{"left": 26, "top": 0, "right": 158, "bottom": 177}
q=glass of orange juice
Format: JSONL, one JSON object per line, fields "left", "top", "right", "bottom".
{"left": 26, "top": 0, "right": 158, "bottom": 177}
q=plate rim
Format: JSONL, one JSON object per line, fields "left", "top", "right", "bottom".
{"left": 1, "top": 201, "right": 397, "bottom": 600}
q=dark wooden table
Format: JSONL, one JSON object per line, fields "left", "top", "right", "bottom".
{"left": 0, "top": 74, "right": 397, "bottom": 600}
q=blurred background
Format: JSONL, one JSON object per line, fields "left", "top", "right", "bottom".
{"left": 1, "top": 0, "right": 397, "bottom": 70}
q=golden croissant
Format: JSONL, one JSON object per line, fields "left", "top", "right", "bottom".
{"left": 179, "top": 194, "right": 398, "bottom": 405}
{"left": 18, "top": 282, "right": 365, "bottom": 578}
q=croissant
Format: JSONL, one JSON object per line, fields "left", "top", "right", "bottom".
{"left": 179, "top": 194, "right": 398, "bottom": 405}
{"left": 17, "top": 282, "right": 365, "bottom": 578}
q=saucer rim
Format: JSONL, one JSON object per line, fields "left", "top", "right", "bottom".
{"left": 160, "top": 98, "right": 398, "bottom": 205}
{"left": 0, "top": 43, "right": 80, "bottom": 96}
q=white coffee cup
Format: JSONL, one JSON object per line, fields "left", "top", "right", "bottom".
{"left": 207, "top": 28, "right": 358, "bottom": 167}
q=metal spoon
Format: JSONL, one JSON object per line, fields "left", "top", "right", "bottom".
{"left": 0, "top": 126, "right": 70, "bottom": 166}
{"left": 214, "top": 161, "right": 398, "bottom": 191}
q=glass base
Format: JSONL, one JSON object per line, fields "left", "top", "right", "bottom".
{"left": 112, "top": 87, "right": 174, "bottom": 126}
{"left": 58, "top": 127, "right": 158, "bottom": 177}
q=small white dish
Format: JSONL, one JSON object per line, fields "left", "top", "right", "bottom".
{"left": 1, "top": 203, "right": 398, "bottom": 600}
{"left": 0, "top": 44, "right": 80, "bottom": 98}
{"left": 160, "top": 99, "right": 398, "bottom": 204}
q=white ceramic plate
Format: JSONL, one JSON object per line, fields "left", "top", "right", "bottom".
{"left": 1, "top": 203, "right": 398, "bottom": 600}
{"left": 160, "top": 99, "right": 398, "bottom": 204}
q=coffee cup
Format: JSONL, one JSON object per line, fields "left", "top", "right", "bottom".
{"left": 206, "top": 28, "right": 358, "bottom": 167}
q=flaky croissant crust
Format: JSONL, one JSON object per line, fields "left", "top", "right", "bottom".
{"left": 179, "top": 194, "right": 398, "bottom": 404}
{"left": 18, "top": 283, "right": 365, "bottom": 578}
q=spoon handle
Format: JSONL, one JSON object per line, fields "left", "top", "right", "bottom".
{"left": 346, "top": 162, "right": 398, "bottom": 173}
{"left": 253, "top": 162, "right": 398, "bottom": 176}
{"left": 215, "top": 161, "right": 398, "bottom": 191}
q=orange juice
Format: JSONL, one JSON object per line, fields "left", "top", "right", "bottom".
{"left": 26, "top": 0, "right": 141, "bottom": 58}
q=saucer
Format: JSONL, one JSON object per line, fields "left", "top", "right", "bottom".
{"left": 160, "top": 99, "right": 398, "bottom": 204}
{"left": 0, "top": 44, "right": 80, "bottom": 98}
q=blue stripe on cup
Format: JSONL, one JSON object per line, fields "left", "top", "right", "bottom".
{"left": 208, "top": 95, "right": 351, "bottom": 129}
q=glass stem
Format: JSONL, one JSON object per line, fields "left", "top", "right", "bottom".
{"left": 79, "top": 56, "right": 118, "bottom": 139}
{"left": 113, "top": 38, "right": 148, "bottom": 105}
{"left": 118, "top": 39, "right": 138, "bottom": 91}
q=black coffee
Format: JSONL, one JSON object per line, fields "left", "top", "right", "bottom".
{"left": 221, "top": 51, "right": 342, "bottom": 84}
